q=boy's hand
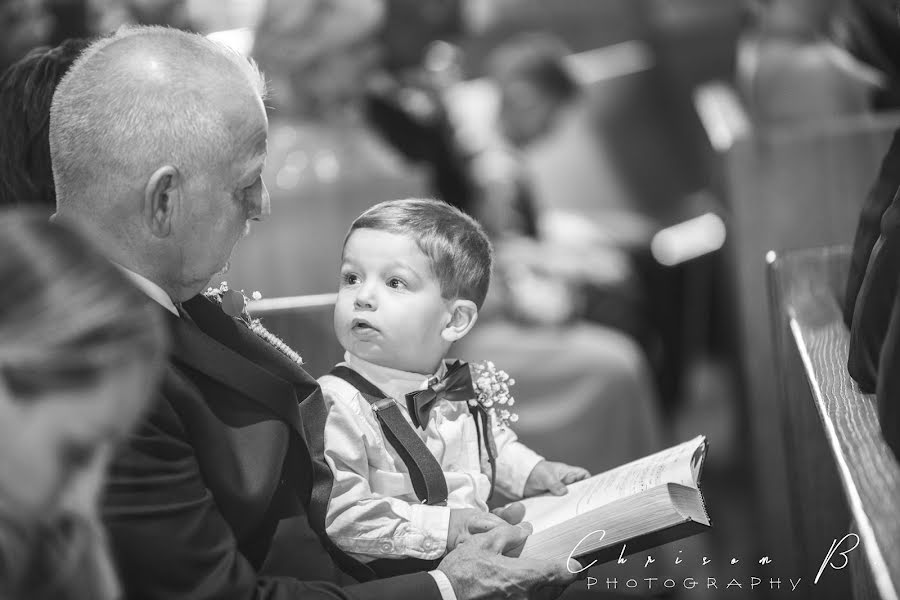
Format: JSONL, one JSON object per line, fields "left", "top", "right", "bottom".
{"left": 523, "top": 461, "right": 591, "bottom": 497}
{"left": 448, "top": 508, "right": 508, "bottom": 549}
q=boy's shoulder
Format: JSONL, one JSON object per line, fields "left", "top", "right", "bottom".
{"left": 317, "top": 369, "right": 364, "bottom": 405}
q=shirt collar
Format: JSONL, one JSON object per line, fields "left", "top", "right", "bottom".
{"left": 116, "top": 264, "right": 179, "bottom": 317}
{"left": 344, "top": 352, "right": 447, "bottom": 400}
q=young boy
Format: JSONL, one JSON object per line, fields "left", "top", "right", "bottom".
{"left": 318, "top": 198, "right": 589, "bottom": 571}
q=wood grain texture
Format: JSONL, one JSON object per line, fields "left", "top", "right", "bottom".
{"left": 769, "top": 246, "right": 900, "bottom": 600}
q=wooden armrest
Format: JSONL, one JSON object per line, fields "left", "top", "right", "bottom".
{"left": 248, "top": 293, "right": 337, "bottom": 315}
{"left": 769, "top": 246, "right": 900, "bottom": 600}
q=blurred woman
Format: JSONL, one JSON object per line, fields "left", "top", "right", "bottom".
{"left": 0, "top": 38, "right": 90, "bottom": 210}
{"left": 736, "top": 0, "right": 881, "bottom": 125}
{"left": 0, "top": 211, "right": 168, "bottom": 600}
{"left": 233, "top": 0, "right": 429, "bottom": 296}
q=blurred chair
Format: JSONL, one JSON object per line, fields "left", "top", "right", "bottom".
{"left": 767, "top": 245, "right": 900, "bottom": 600}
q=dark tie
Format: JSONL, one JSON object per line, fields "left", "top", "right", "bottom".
{"left": 405, "top": 360, "right": 475, "bottom": 430}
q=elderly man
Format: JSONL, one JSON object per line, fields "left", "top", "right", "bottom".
{"left": 49, "top": 26, "right": 576, "bottom": 600}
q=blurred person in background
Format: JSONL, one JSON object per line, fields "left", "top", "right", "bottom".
{"left": 241, "top": 0, "right": 424, "bottom": 297}
{"left": 90, "top": 0, "right": 194, "bottom": 32}
{"left": 368, "top": 3, "right": 665, "bottom": 472}
{"left": 451, "top": 32, "right": 664, "bottom": 474}
{"left": 736, "top": 0, "right": 882, "bottom": 125}
{"left": 0, "top": 211, "right": 168, "bottom": 600}
{"left": 830, "top": 0, "right": 900, "bottom": 109}
{"left": 44, "top": 0, "right": 92, "bottom": 45}
{"left": 362, "top": 0, "right": 482, "bottom": 216}
{"left": 477, "top": 32, "right": 653, "bottom": 346}
{"left": 0, "top": 0, "right": 54, "bottom": 73}
{"left": 0, "top": 38, "right": 91, "bottom": 211}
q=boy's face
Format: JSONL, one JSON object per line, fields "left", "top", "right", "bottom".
{"left": 335, "top": 228, "right": 455, "bottom": 374}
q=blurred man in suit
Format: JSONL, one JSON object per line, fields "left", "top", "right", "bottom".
{"left": 49, "top": 24, "right": 576, "bottom": 600}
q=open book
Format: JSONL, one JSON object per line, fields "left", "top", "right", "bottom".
{"left": 515, "top": 435, "right": 710, "bottom": 565}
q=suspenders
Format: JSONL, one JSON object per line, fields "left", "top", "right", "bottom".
{"left": 329, "top": 366, "right": 450, "bottom": 506}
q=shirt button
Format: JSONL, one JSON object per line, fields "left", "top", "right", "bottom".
{"left": 424, "top": 539, "right": 434, "bottom": 550}
{"left": 381, "top": 542, "right": 393, "bottom": 553}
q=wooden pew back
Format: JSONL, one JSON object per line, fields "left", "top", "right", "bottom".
{"left": 694, "top": 82, "right": 900, "bottom": 559}
{"left": 768, "top": 246, "right": 900, "bottom": 600}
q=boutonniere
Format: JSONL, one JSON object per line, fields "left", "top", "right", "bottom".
{"left": 203, "top": 282, "right": 304, "bottom": 366}
{"left": 469, "top": 361, "right": 518, "bottom": 429}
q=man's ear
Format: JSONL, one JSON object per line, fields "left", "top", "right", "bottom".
{"left": 441, "top": 299, "right": 479, "bottom": 343}
{"left": 143, "top": 165, "right": 181, "bottom": 238}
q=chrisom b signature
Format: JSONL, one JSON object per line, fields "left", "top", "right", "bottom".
{"left": 565, "top": 529, "right": 861, "bottom": 586}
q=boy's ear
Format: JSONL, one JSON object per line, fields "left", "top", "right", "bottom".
{"left": 143, "top": 165, "right": 181, "bottom": 238}
{"left": 441, "top": 299, "right": 479, "bottom": 343}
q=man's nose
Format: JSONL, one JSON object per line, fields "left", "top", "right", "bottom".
{"left": 251, "top": 180, "right": 271, "bottom": 222}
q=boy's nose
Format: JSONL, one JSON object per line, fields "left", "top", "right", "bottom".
{"left": 354, "top": 285, "right": 377, "bottom": 310}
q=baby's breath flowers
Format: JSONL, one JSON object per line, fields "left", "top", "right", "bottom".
{"left": 203, "top": 283, "right": 303, "bottom": 366}
{"left": 469, "top": 360, "right": 518, "bottom": 428}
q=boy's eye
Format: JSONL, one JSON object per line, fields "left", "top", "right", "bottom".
{"left": 387, "top": 278, "right": 406, "bottom": 290}
{"left": 342, "top": 272, "right": 360, "bottom": 285}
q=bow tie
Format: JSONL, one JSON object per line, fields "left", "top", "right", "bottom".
{"left": 405, "top": 361, "right": 474, "bottom": 430}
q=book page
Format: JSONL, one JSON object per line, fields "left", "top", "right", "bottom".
{"left": 519, "top": 436, "right": 707, "bottom": 534}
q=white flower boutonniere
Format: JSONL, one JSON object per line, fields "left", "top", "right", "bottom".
{"left": 469, "top": 360, "right": 518, "bottom": 429}
{"left": 204, "top": 282, "right": 303, "bottom": 366}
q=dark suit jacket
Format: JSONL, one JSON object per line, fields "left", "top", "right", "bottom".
{"left": 102, "top": 295, "right": 442, "bottom": 600}
{"left": 845, "top": 128, "right": 900, "bottom": 392}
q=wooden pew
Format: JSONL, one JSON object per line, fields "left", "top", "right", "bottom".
{"left": 694, "top": 81, "right": 900, "bottom": 561}
{"left": 767, "top": 246, "right": 900, "bottom": 600}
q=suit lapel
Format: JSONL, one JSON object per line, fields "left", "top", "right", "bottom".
{"left": 167, "top": 302, "right": 304, "bottom": 434}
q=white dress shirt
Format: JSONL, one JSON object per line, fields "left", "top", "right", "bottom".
{"left": 318, "top": 352, "right": 544, "bottom": 565}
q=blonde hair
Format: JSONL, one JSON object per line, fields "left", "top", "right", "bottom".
{"left": 0, "top": 210, "right": 168, "bottom": 397}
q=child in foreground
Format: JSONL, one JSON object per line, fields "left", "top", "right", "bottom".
{"left": 318, "top": 198, "right": 589, "bottom": 572}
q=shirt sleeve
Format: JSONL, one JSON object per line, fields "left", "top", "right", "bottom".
{"left": 490, "top": 419, "right": 544, "bottom": 500}
{"left": 429, "top": 570, "right": 458, "bottom": 600}
{"left": 321, "top": 382, "right": 452, "bottom": 561}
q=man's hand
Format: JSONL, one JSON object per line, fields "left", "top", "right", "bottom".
{"left": 438, "top": 523, "right": 579, "bottom": 600}
{"left": 523, "top": 461, "right": 591, "bottom": 497}
{"left": 491, "top": 502, "right": 525, "bottom": 526}
{"left": 448, "top": 508, "right": 509, "bottom": 549}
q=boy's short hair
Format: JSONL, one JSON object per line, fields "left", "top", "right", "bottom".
{"left": 346, "top": 198, "right": 493, "bottom": 308}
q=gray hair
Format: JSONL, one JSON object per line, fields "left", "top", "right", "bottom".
{"left": 50, "top": 26, "right": 267, "bottom": 218}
